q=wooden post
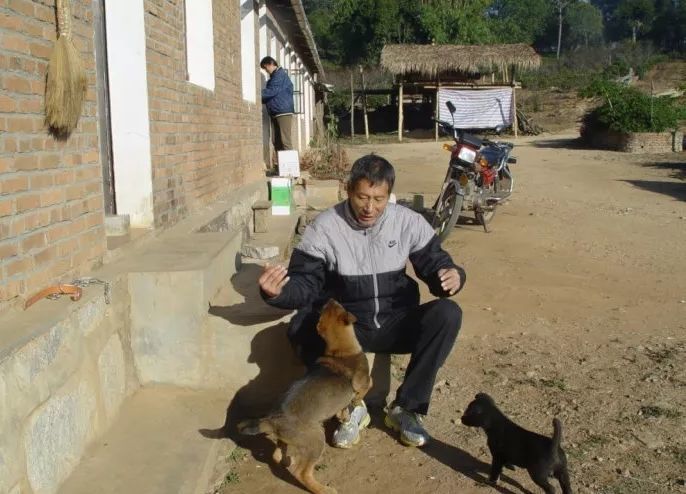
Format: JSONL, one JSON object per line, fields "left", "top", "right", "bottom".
{"left": 398, "top": 79, "right": 404, "bottom": 142}
{"left": 511, "top": 65, "right": 518, "bottom": 138}
{"left": 350, "top": 70, "right": 355, "bottom": 140}
{"left": 360, "top": 66, "right": 369, "bottom": 142}
{"left": 434, "top": 78, "right": 440, "bottom": 142}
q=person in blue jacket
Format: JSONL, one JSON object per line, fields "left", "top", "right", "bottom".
{"left": 260, "top": 56, "right": 294, "bottom": 151}
{"left": 258, "top": 154, "right": 466, "bottom": 449}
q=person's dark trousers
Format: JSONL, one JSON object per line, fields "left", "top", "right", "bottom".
{"left": 272, "top": 114, "right": 293, "bottom": 151}
{"left": 287, "top": 298, "right": 462, "bottom": 415}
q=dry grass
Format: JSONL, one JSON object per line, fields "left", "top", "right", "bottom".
{"left": 381, "top": 43, "right": 541, "bottom": 79}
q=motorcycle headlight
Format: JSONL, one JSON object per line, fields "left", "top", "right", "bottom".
{"left": 457, "top": 146, "right": 476, "bottom": 164}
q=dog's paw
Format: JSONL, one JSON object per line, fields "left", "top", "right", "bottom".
{"left": 321, "top": 486, "right": 337, "bottom": 494}
{"left": 272, "top": 447, "right": 283, "bottom": 464}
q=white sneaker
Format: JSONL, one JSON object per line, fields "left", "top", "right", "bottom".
{"left": 384, "top": 403, "right": 430, "bottom": 447}
{"left": 332, "top": 401, "right": 370, "bottom": 449}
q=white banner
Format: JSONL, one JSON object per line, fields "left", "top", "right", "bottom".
{"left": 438, "top": 88, "right": 514, "bottom": 129}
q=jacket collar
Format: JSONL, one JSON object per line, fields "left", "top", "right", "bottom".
{"left": 338, "top": 200, "right": 389, "bottom": 233}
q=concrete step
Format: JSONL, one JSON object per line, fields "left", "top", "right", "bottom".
{"left": 57, "top": 386, "right": 233, "bottom": 494}
{"left": 100, "top": 230, "right": 244, "bottom": 388}
{"left": 241, "top": 209, "right": 302, "bottom": 262}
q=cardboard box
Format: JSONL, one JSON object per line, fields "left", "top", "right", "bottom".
{"left": 277, "top": 150, "right": 300, "bottom": 178}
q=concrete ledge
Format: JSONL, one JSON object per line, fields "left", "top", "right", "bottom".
{"left": 305, "top": 178, "right": 341, "bottom": 210}
{"left": 0, "top": 274, "right": 137, "bottom": 494}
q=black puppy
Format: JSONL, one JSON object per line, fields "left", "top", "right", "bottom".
{"left": 461, "top": 393, "right": 572, "bottom": 494}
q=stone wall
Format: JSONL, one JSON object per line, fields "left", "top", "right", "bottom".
{"left": 0, "top": 0, "right": 106, "bottom": 314}
{"left": 583, "top": 129, "right": 684, "bottom": 153}
{"left": 0, "top": 275, "right": 137, "bottom": 494}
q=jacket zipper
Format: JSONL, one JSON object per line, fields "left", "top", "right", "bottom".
{"left": 366, "top": 229, "right": 381, "bottom": 329}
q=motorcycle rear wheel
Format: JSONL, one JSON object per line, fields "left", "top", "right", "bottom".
{"left": 433, "top": 185, "right": 463, "bottom": 242}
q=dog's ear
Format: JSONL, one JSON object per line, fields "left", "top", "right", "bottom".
{"left": 475, "top": 392, "right": 495, "bottom": 404}
{"left": 342, "top": 310, "right": 357, "bottom": 326}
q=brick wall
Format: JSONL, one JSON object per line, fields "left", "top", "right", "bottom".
{"left": 0, "top": 0, "right": 106, "bottom": 313}
{"left": 145, "top": 0, "right": 264, "bottom": 228}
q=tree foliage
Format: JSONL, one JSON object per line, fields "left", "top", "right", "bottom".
{"left": 302, "top": 0, "right": 686, "bottom": 67}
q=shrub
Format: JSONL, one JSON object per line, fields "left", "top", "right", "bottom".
{"left": 580, "top": 79, "right": 681, "bottom": 133}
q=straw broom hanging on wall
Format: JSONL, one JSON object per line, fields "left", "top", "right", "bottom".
{"left": 45, "top": 0, "right": 87, "bottom": 137}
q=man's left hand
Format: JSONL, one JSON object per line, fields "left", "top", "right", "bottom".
{"left": 438, "top": 268, "right": 462, "bottom": 296}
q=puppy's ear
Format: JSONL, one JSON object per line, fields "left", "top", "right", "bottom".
{"left": 343, "top": 310, "right": 357, "bottom": 325}
{"left": 475, "top": 392, "right": 495, "bottom": 404}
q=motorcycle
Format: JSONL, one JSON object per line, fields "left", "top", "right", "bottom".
{"left": 431, "top": 101, "right": 517, "bottom": 242}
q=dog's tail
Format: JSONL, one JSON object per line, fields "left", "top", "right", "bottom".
{"left": 237, "top": 418, "right": 275, "bottom": 436}
{"left": 552, "top": 417, "right": 563, "bottom": 449}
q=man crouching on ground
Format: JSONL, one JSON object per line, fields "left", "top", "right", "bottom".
{"left": 258, "top": 154, "right": 466, "bottom": 448}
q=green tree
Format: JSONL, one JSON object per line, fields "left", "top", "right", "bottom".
{"left": 566, "top": 2, "right": 604, "bottom": 47}
{"left": 490, "top": 0, "right": 553, "bottom": 44}
{"left": 617, "top": 0, "right": 655, "bottom": 43}
{"left": 418, "top": 0, "right": 494, "bottom": 44}
{"left": 551, "top": 0, "right": 578, "bottom": 58}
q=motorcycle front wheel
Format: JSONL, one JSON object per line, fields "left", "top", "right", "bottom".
{"left": 432, "top": 185, "right": 464, "bottom": 242}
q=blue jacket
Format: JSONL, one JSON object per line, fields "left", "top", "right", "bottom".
{"left": 262, "top": 67, "right": 294, "bottom": 116}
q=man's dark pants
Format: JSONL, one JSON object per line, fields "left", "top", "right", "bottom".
{"left": 288, "top": 298, "right": 462, "bottom": 415}
{"left": 272, "top": 114, "right": 293, "bottom": 151}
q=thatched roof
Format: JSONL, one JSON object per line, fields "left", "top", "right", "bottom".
{"left": 380, "top": 44, "right": 541, "bottom": 78}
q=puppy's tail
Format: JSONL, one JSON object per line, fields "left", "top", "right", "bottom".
{"left": 237, "top": 418, "right": 275, "bottom": 436}
{"left": 552, "top": 417, "right": 563, "bottom": 449}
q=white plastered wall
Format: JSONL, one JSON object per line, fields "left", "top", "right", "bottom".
{"left": 104, "top": 0, "right": 154, "bottom": 228}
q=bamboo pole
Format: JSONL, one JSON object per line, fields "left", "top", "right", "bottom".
{"left": 360, "top": 66, "right": 369, "bottom": 142}
{"left": 350, "top": 70, "right": 355, "bottom": 140}
{"left": 398, "top": 79, "right": 404, "bottom": 142}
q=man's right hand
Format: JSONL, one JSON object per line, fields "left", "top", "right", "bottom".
{"left": 258, "top": 263, "right": 290, "bottom": 298}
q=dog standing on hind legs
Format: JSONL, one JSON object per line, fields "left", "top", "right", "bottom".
{"left": 461, "top": 393, "right": 573, "bottom": 494}
{"left": 238, "top": 299, "right": 371, "bottom": 494}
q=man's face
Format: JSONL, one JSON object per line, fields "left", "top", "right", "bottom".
{"left": 262, "top": 63, "right": 277, "bottom": 75}
{"left": 347, "top": 179, "right": 390, "bottom": 227}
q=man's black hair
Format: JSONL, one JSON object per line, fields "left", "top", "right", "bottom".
{"left": 347, "top": 154, "right": 395, "bottom": 193}
{"left": 260, "top": 56, "right": 278, "bottom": 68}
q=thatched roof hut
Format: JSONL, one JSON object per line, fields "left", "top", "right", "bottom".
{"left": 380, "top": 43, "right": 541, "bottom": 79}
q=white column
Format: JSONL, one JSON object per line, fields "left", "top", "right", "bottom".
{"left": 258, "top": 3, "right": 267, "bottom": 60}
{"left": 104, "top": 0, "right": 154, "bottom": 227}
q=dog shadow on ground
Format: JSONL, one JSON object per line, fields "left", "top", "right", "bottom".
{"left": 370, "top": 410, "right": 534, "bottom": 494}
{"left": 199, "top": 264, "right": 307, "bottom": 489}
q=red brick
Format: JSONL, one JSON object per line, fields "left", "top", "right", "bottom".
{"left": 16, "top": 193, "right": 39, "bottom": 212}
{"left": 0, "top": 279, "right": 23, "bottom": 303}
{"left": 40, "top": 188, "right": 64, "bottom": 207}
{"left": 14, "top": 155, "right": 39, "bottom": 171}
{"left": 9, "top": 216, "right": 24, "bottom": 236}
{"left": 3, "top": 74, "right": 32, "bottom": 94}
{"left": 1, "top": 33, "right": 30, "bottom": 53}
{"left": 0, "top": 199, "right": 13, "bottom": 217}
{"left": 30, "top": 173, "right": 55, "bottom": 189}
{"left": 0, "top": 175, "right": 29, "bottom": 194}
{"left": 54, "top": 170, "right": 74, "bottom": 185}
{"left": 0, "top": 94, "right": 16, "bottom": 112}
{"left": 21, "top": 231, "right": 45, "bottom": 252}
{"left": 6, "top": 116, "right": 34, "bottom": 132}
{"left": 57, "top": 237, "right": 79, "bottom": 258}
{"left": 39, "top": 154, "right": 61, "bottom": 169}
{"left": 8, "top": 0, "right": 34, "bottom": 17}
{"left": 29, "top": 41, "right": 51, "bottom": 59}
{"left": 17, "top": 98, "right": 41, "bottom": 113}
{"left": 3, "top": 137, "right": 18, "bottom": 153}
{"left": 34, "top": 245, "right": 57, "bottom": 266}
{"left": 21, "top": 211, "right": 41, "bottom": 232}
{"left": 4, "top": 257, "right": 30, "bottom": 277}
{"left": 0, "top": 240, "right": 18, "bottom": 259}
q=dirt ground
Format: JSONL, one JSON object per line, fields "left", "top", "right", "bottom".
{"left": 221, "top": 130, "right": 686, "bottom": 494}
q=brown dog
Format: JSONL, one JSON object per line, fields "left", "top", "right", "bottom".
{"left": 238, "top": 299, "right": 371, "bottom": 494}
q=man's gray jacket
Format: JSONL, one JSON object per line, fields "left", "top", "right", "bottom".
{"left": 262, "top": 201, "right": 466, "bottom": 330}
